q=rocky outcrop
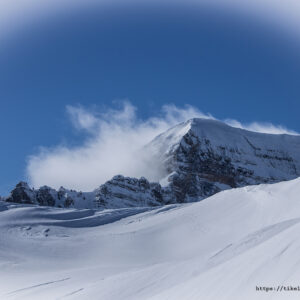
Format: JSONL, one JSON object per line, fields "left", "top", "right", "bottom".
{"left": 35, "top": 186, "right": 57, "bottom": 206}
{"left": 94, "top": 175, "right": 165, "bottom": 208}
{"left": 4, "top": 177, "right": 167, "bottom": 209}
{"left": 6, "top": 182, "right": 36, "bottom": 204}
{"left": 5, "top": 183, "right": 89, "bottom": 208}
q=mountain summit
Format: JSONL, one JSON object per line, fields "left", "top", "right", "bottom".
{"left": 5, "top": 118, "right": 300, "bottom": 208}
{"left": 150, "top": 118, "right": 300, "bottom": 202}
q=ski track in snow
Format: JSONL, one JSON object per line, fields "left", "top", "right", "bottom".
{"left": 58, "top": 288, "right": 84, "bottom": 299}
{"left": 208, "top": 218, "right": 300, "bottom": 267}
{"left": 6, "top": 278, "right": 70, "bottom": 296}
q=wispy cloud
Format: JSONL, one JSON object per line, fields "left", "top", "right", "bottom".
{"left": 66, "top": 105, "right": 99, "bottom": 132}
{"left": 26, "top": 102, "right": 210, "bottom": 191}
{"left": 26, "top": 101, "right": 298, "bottom": 191}
{"left": 225, "top": 119, "right": 299, "bottom": 135}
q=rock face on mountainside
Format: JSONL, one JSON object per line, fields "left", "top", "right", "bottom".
{"left": 149, "top": 118, "right": 300, "bottom": 202}
{"left": 5, "top": 177, "right": 167, "bottom": 209}
{"left": 3, "top": 118, "right": 300, "bottom": 209}
{"left": 5, "top": 182, "right": 94, "bottom": 208}
{"left": 94, "top": 175, "right": 166, "bottom": 208}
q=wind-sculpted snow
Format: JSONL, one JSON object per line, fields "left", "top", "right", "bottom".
{"left": 0, "top": 204, "right": 156, "bottom": 228}
{"left": 1, "top": 178, "right": 300, "bottom": 299}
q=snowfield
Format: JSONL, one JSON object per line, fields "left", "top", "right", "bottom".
{"left": 1, "top": 178, "right": 300, "bottom": 300}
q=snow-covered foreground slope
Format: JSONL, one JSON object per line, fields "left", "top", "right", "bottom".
{"left": 1, "top": 178, "right": 300, "bottom": 300}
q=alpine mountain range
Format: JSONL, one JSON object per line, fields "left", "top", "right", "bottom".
{"left": 3, "top": 118, "right": 300, "bottom": 209}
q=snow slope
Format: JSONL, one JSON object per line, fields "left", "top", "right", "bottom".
{"left": 1, "top": 178, "right": 300, "bottom": 300}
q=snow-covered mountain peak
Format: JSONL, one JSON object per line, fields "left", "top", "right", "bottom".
{"left": 147, "top": 117, "right": 300, "bottom": 202}
{"left": 4, "top": 118, "right": 300, "bottom": 209}
{"left": 154, "top": 117, "right": 300, "bottom": 152}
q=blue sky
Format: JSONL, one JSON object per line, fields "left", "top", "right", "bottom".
{"left": 0, "top": 2, "right": 300, "bottom": 194}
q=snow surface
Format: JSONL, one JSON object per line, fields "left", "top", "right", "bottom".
{"left": 1, "top": 178, "right": 300, "bottom": 300}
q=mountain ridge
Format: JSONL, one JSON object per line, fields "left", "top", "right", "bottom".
{"left": 3, "top": 118, "right": 300, "bottom": 209}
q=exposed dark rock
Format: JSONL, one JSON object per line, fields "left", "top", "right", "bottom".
{"left": 94, "top": 175, "right": 164, "bottom": 208}
{"left": 36, "top": 186, "right": 56, "bottom": 206}
{"left": 6, "top": 182, "right": 35, "bottom": 204}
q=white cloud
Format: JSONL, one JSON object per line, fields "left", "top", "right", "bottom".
{"left": 225, "top": 119, "right": 299, "bottom": 135}
{"left": 66, "top": 105, "right": 99, "bottom": 132}
{"left": 26, "top": 102, "right": 210, "bottom": 191}
{"left": 26, "top": 101, "right": 298, "bottom": 191}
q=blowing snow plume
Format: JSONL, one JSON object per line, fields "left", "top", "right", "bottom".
{"left": 26, "top": 102, "right": 298, "bottom": 191}
{"left": 26, "top": 102, "right": 212, "bottom": 191}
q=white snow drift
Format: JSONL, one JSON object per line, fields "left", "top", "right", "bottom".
{"left": 1, "top": 178, "right": 300, "bottom": 300}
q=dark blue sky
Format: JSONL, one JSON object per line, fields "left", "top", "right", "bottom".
{"left": 0, "top": 3, "right": 300, "bottom": 194}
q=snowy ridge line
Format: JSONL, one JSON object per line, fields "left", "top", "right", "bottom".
{"left": 2, "top": 118, "right": 300, "bottom": 210}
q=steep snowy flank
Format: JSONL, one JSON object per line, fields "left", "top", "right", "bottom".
{"left": 149, "top": 118, "right": 300, "bottom": 202}
{"left": 4, "top": 118, "right": 300, "bottom": 208}
{"left": 1, "top": 178, "right": 300, "bottom": 300}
